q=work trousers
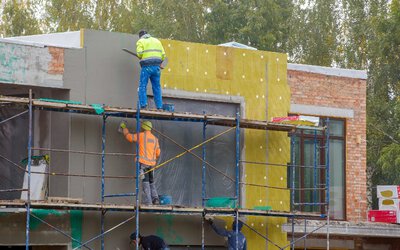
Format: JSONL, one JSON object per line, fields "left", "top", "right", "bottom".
{"left": 140, "top": 163, "right": 159, "bottom": 205}
{"left": 138, "top": 65, "right": 163, "bottom": 109}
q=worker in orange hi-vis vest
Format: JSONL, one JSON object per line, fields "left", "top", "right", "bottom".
{"left": 119, "top": 120, "right": 161, "bottom": 205}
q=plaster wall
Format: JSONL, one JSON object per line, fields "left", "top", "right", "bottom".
{"left": 0, "top": 42, "right": 64, "bottom": 88}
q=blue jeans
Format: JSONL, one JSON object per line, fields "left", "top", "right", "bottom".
{"left": 139, "top": 65, "right": 163, "bottom": 109}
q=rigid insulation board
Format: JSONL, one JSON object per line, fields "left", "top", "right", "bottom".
{"left": 161, "top": 39, "right": 291, "bottom": 249}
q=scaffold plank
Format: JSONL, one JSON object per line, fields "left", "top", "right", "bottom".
{"left": 0, "top": 95, "right": 323, "bottom": 131}
{"left": 0, "top": 200, "right": 324, "bottom": 218}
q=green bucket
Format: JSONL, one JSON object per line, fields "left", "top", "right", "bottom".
{"left": 206, "top": 197, "right": 236, "bottom": 208}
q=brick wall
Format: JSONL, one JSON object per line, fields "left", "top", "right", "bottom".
{"left": 288, "top": 69, "right": 367, "bottom": 222}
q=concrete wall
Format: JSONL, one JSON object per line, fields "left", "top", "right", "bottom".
{"left": 0, "top": 210, "right": 71, "bottom": 247}
{"left": 288, "top": 68, "right": 367, "bottom": 222}
{"left": 0, "top": 41, "right": 65, "bottom": 88}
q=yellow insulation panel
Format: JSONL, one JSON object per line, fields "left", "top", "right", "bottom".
{"left": 161, "top": 39, "right": 290, "bottom": 250}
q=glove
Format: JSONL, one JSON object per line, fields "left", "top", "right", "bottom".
{"left": 140, "top": 168, "right": 145, "bottom": 180}
{"left": 206, "top": 218, "right": 213, "bottom": 225}
{"left": 120, "top": 121, "right": 127, "bottom": 129}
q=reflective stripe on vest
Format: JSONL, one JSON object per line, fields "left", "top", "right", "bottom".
{"left": 137, "top": 37, "right": 165, "bottom": 62}
{"left": 137, "top": 49, "right": 163, "bottom": 55}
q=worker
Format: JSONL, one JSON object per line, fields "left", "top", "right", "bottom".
{"left": 136, "top": 29, "right": 166, "bottom": 110}
{"left": 120, "top": 120, "right": 161, "bottom": 205}
{"left": 207, "top": 218, "right": 247, "bottom": 250}
{"left": 130, "top": 232, "right": 169, "bottom": 250}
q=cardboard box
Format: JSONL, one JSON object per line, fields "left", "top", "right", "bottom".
{"left": 377, "top": 185, "right": 400, "bottom": 199}
{"left": 368, "top": 210, "right": 397, "bottom": 223}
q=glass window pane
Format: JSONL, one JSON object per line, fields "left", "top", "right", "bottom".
{"left": 303, "top": 139, "right": 322, "bottom": 213}
{"left": 327, "top": 119, "right": 344, "bottom": 137}
{"left": 328, "top": 139, "right": 345, "bottom": 219}
{"left": 303, "top": 128, "right": 323, "bottom": 136}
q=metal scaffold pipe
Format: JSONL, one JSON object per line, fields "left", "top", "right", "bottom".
{"left": 135, "top": 102, "right": 140, "bottom": 250}
{"left": 25, "top": 89, "right": 33, "bottom": 250}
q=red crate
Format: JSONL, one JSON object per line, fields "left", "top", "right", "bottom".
{"left": 368, "top": 210, "right": 397, "bottom": 223}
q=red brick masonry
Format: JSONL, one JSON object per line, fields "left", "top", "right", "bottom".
{"left": 288, "top": 69, "right": 367, "bottom": 222}
{"left": 48, "top": 47, "right": 64, "bottom": 75}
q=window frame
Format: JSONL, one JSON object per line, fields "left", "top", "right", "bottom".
{"left": 291, "top": 116, "right": 346, "bottom": 220}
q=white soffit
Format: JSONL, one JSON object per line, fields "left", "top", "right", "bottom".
{"left": 288, "top": 63, "right": 367, "bottom": 80}
{"left": 290, "top": 104, "right": 354, "bottom": 118}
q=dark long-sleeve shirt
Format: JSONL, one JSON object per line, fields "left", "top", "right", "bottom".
{"left": 211, "top": 223, "right": 247, "bottom": 250}
{"left": 140, "top": 235, "right": 167, "bottom": 250}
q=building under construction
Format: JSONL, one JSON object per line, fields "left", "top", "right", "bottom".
{"left": 0, "top": 29, "right": 399, "bottom": 250}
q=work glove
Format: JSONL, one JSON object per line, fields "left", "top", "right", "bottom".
{"left": 206, "top": 218, "right": 214, "bottom": 225}
{"left": 120, "top": 121, "right": 127, "bottom": 129}
{"left": 118, "top": 121, "right": 127, "bottom": 133}
{"left": 140, "top": 168, "right": 145, "bottom": 180}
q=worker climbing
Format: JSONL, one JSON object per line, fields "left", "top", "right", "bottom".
{"left": 207, "top": 218, "right": 247, "bottom": 250}
{"left": 136, "top": 29, "right": 166, "bottom": 110}
{"left": 120, "top": 120, "right": 161, "bottom": 205}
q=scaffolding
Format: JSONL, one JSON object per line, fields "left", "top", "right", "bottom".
{"left": 0, "top": 92, "right": 331, "bottom": 250}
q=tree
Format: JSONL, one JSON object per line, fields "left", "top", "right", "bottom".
{"left": 132, "top": 0, "right": 206, "bottom": 42}
{"left": 288, "top": 0, "right": 340, "bottom": 66}
{"left": 204, "top": 0, "right": 293, "bottom": 51}
{"left": 0, "top": 0, "right": 41, "bottom": 37}
{"left": 335, "top": 0, "right": 369, "bottom": 69}
{"left": 366, "top": 0, "right": 400, "bottom": 207}
{"left": 44, "top": 0, "right": 94, "bottom": 32}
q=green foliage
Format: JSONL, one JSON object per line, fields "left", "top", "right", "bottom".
{"left": 0, "top": 0, "right": 41, "bottom": 36}
{"left": 44, "top": 0, "right": 94, "bottom": 32}
{"left": 203, "top": 0, "right": 293, "bottom": 51}
{"left": 289, "top": 0, "right": 340, "bottom": 66}
{"left": 367, "top": 0, "right": 400, "bottom": 188}
{"left": 131, "top": 0, "right": 207, "bottom": 42}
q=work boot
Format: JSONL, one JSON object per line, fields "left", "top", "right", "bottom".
{"left": 142, "top": 181, "right": 152, "bottom": 205}
{"left": 150, "top": 183, "right": 160, "bottom": 205}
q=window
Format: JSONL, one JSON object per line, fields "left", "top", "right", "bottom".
{"left": 291, "top": 118, "right": 345, "bottom": 220}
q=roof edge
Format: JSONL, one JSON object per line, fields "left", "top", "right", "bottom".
{"left": 288, "top": 63, "right": 367, "bottom": 80}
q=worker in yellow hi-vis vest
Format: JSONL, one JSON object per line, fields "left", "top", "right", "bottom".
{"left": 136, "top": 30, "right": 166, "bottom": 110}
{"left": 120, "top": 120, "right": 161, "bottom": 205}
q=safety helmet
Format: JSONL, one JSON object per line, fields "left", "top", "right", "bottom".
{"left": 130, "top": 232, "right": 140, "bottom": 240}
{"left": 141, "top": 121, "right": 152, "bottom": 131}
{"left": 232, "top": 220, "right": 244, "bottom": 231}
{"left": 138, "top": 29, "right": 147, "bottom": 38}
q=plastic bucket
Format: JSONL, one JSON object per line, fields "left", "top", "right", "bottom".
{"left": 159, "top": 195, "right": 172, "bottom": 205}
{"left": 206, "top": 197, "right": 236, "bottom": 208}
{"left": 162, "top": 103, "right": 175, "bottom": 112}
